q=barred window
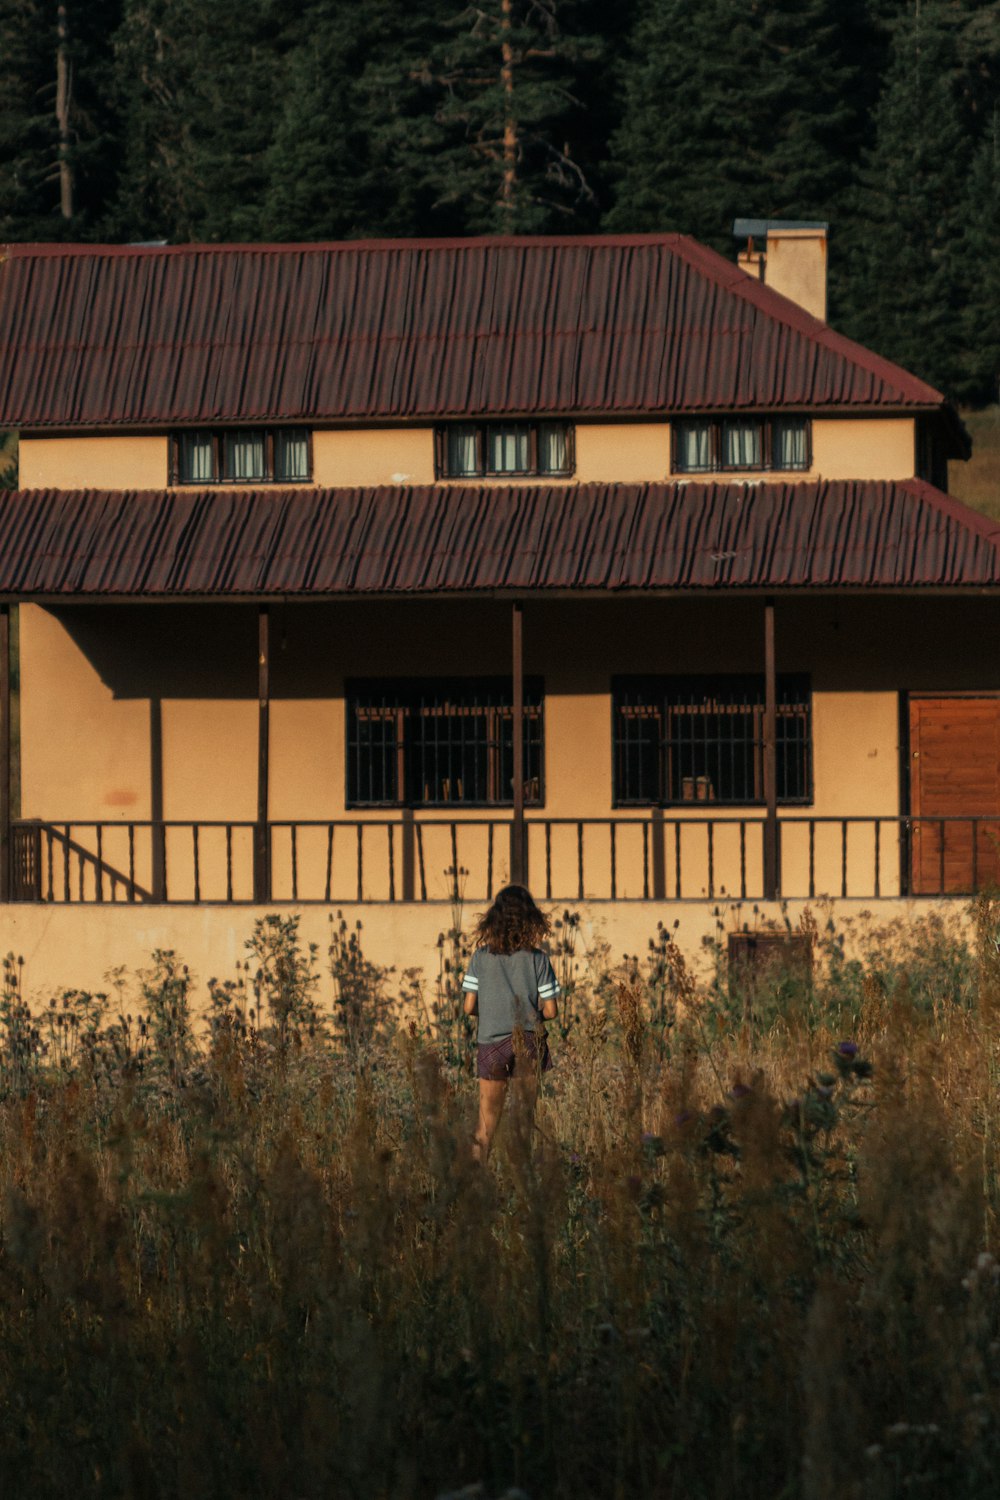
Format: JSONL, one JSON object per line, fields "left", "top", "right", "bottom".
{"left": 436, "top": 421, "right": 574, "bottom": 478}
{"left": 613, "top": 676, "right": 812, "bottom": 806}
{"left": 347, "top": 679, "right": 544, "bottom": 807}
{"left": 172, "top": 428, "right": 313, "bottom": 484}
{"left": 672, "top": 417, "right": 810, "bottom": 474}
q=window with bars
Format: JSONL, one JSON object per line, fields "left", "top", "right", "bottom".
{"left": 436, "top": 421, "right": 574, "bottom": 478}
{"left": 672, "top": 417, "right": 811, "bottom": 474}
{"left": 172, "top": 429, "right": 312, "bottom": 484}
{"left": 347, "top": 679, "right": 544, "bottom": 807}
{"left": 613, "top": 676, "right": 812, "bottom": 806}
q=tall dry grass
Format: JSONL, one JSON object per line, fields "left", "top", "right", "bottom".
{"left": 1, "top": 906, "right": 1000, "bottom": 1499}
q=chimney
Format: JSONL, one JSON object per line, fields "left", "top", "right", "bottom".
{"left": 733, "top": 219, "right": 828, "bottom": 322}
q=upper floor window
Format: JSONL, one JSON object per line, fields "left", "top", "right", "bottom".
{"left": 613, "top": 675, "right": 812, "bottom": 806}
{"left": 172, "top": 428, "right": 311, "bottom": 484}
{"left": 436, "top": 421, "right": 574, "bottom": 479}
{"left": 672, "top": 416, "right": 810, "bottom": 474}
{"left": 347, "top": 678, "right": 544, "bottom": 807}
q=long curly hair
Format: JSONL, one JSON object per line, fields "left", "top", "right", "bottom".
{"left": 473, "top": 884, "right": 551, "bottom": 955}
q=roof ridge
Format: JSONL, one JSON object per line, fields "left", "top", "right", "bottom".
{"left": 1, "top": 232, "right": 691, "bottom": 259}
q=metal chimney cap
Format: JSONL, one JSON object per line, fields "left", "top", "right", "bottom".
{"left": 732, "top": 218, "right": 828, "bottom": 239}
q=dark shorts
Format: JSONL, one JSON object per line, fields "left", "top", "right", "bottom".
{"left": 477, "top": 1031, "right": 552, "bottom": 1081}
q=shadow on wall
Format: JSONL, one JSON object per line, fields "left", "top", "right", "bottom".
{"left": 43, "top": 592, "right": 1000, "bottom": 705}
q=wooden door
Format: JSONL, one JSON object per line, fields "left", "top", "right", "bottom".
{"left": 909, "top": 697, "right": 1000, "bottom": 894}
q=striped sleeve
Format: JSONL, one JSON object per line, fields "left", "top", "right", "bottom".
{"left": 461, "top": 950, "right": 480, "bottom": 993}
{"left": 535, "top": 949, "right": 560, "bottom": 1000}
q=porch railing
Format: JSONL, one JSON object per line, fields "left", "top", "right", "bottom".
{"left": 9, "top": 814, "right": 1000, "bottom": 905}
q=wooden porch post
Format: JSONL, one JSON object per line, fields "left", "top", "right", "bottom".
{"left": 0, "top": 605, "right": 10, "bottom": 902}
{"left": 149, "top": 696, "right": 165, "bottom": 901}
{"left": 763, "top": 597, "right": 780, "bottom": 900}
{"left": 401, "top": 806, "right": 416, "bottom": 902}
{"left": 254, "top": 605, "right": 271, "bottom": 902}
{"left": 511, "top": 600, "right": 526, "bottom": 886}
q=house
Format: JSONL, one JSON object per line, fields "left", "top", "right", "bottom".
{"left": 0, "top": 226, "right": 997, "bottom": 992}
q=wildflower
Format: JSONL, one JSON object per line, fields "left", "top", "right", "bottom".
{"left": 836, "top": 1040, "right": 858, "bottom": 1058}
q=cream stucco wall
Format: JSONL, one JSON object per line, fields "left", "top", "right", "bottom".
{"left": 20, "top": 604, "right": 153, "bottom": 818}
{"left": 810, "top": 417, "right": 914, "bottom": 481}
{"left": 575, "top": 424, "right": 670, "bottom": 482}
{"left": 1, "top": 897, "right": 976, "bottom": 1011}
{"left": 20, "top": 435, "right": 169, "bottom": 489}
{"left": 312, "top": 427, "right": 436, "bottom": 487}
{"left": 18, "top": 415, "right": 917, "bottom": 492}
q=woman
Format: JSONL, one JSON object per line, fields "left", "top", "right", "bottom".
{"left": 461, "top": 884, "right": 560, "bottom": 1163}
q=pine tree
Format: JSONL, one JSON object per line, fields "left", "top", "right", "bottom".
{"left": 111, "top": 0, "right": 289, "bottom": 242}
{"left": 958, "top": 112, "right": 1000, "bottom": 401}
{"left": 411, "top": 0, "right": 603, "bottom": 234}
{"left": 0, "top": 0, "right": 121, "bottom": 241}
{"left": 0, "top": 0, "right": 61, "bottom": 240}
{"left": 260, "top": 1, "right": 442, "bottom": 241}
{"left": 841, "top": 0, "right": 973, "bottom": 396}
{"left": 604, "top": 0, "right": 865, "bottom": 250}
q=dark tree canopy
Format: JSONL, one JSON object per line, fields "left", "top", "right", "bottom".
{"left": 0, "top": 0, "right": 999, "bottom": 401}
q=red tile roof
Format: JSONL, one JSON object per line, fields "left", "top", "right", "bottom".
{"left": 0, "top": 236, "right": 958, "bottom": 430}
{"left": 0, "top": 480, "right": 996, "bottom": 597}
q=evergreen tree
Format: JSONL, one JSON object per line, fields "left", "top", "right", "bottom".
{"left": 604, "top": 0, "right": 866, "bottom": 249}
{"left": 0, "top": 0, "right": 60, "bottom": 240}
{"left": 0, "top": 0, "right": 121, "bottom": 241}
{"left": 111, "top": 0, "right": 289, "bottom": 242}
{"left": 841, "top": 0, "right": 973, "bottom": 396}
{"left": 959, "top": 113, "right": 1000, "bottom": 401}
{"left": 260, "top": 1, "right": 442, "bottom": 240}
{"left": 411, "top": 0, "right": 603, "bottom": 234}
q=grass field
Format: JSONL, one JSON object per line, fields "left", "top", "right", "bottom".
{"left": 2, "top": 907, "right": 1000, "bottom": 1499}
{"left": 951, "top": 407, "right": 1000, "bottom": 521}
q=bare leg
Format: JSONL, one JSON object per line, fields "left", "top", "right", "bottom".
{"left": 474, "top": 1079, "right": 507, "bottom": 1164}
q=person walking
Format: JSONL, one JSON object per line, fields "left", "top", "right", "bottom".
{"left": 461, "top": 884, "right": 560, "bottom": 1163}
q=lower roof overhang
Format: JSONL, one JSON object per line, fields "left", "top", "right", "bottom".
{"left": 0, "top": 478, "right": 998, "bottom": 603}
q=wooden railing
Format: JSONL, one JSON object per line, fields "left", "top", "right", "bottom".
{"left": 9, "top": 814, "right": 1000, "bottom": 904}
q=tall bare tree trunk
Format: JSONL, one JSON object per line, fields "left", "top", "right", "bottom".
{"left": 56, "top": 3, "right": 74, "bottom": 219}
{"left": 500, "top": 0, "right": 516, "bottom": 215}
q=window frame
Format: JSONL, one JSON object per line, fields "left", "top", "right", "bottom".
{"left": 434, "top": 421, "right": 575, "bottom": 480}
{"left": 671, "top": 416, "right": 812, "bottom": 475}
{"left": 170, "top": 428, "right": 314, "bottom": 485}
{"left": 345, "top": 676, "right": 546, "bottom": 809}
{"left": 611, "top": 673, "right": 813, "bottom": 808}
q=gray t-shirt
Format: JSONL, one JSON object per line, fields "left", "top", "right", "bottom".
{"left": 461, "top": 947, "right": 560, "bottom": 1044}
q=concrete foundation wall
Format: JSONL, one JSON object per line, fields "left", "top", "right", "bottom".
{"left": 1, "top": 897, "right": 976, "bottom": 1013}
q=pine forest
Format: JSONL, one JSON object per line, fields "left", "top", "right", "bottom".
{"left": 1, "top": 0, "right": 999, "bottom": 404}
